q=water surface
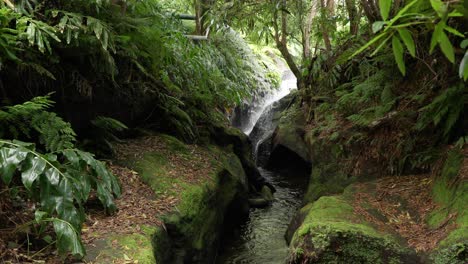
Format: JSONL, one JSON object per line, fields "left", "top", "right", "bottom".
{"left": 216, "top": 168, "right": 307, "bottom": 264}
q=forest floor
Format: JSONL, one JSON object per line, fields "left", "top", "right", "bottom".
{"left": 0, "top": 135, "right": 216, "bottom": 263}
{"left": 352, "top": 174, "right": 456, "bottom": 253}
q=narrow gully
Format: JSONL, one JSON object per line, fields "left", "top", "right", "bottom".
{"left": 217, "top": 65, "right": 308, "bottom": 263}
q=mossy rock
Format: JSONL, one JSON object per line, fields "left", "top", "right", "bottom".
{"left": 126, "top": 135, "right": 248, "bottom": 263}
{"left": 289, "top": 192, "right": 419, "bottom": 264}
{"left": 269, "top": 102, "right": 310, "bottom": 168}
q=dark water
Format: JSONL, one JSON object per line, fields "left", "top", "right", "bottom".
{"left": 216, "top": 167, "right": 307, "bottom": 264}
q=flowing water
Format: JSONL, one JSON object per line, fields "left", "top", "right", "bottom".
{"left": 217, "top": 66, "right": 308, "bottom": 263}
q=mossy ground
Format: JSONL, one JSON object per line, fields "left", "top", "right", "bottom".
{"left": 290, "top": 146, "right": 467, "bottom": 264}
{"left": 84, "top": 133, "right": 247, "bottom": 263}
{"left": 86, "top": 226, "right": 157, "bottom": 264}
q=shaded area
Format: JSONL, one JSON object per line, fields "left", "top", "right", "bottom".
{"left": 217, "top": 168, "right": 308, "bottom": 264}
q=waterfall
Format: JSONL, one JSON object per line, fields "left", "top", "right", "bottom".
{"left": 232, "top": 59, "right": 297, "bottom": 159}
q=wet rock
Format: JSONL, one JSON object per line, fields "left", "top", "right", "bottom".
{"left": 249, "top": 92, "right": 298, "bottom": 168}
{"left": 209, "top": 125, "right": 275, "bottom": 192}
{"left": 267, "top": 100, "right": 311, "bottom": 171}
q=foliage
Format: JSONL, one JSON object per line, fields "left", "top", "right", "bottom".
{"left": 416, "top": 83, "right": 467, "bottom": 139}
{"left": 0, "top": 96, "right": 121, "bottom": 258}
{"left": 0, "top": 0, "right": 278, "bottom": 142}
{"left": 0, "top": 139, "right": 120, "bottom": 257}
{"left": 352, "top": 0, "right": 467, "bottom": 78}
{"left": 0, "top": 94, "right": 76, "bottom": 152}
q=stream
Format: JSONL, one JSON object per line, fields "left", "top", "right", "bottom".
{"left": 217, "top": 65, "right": 308, "bottom": 263}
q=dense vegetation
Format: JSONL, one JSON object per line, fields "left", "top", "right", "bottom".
{"left": 0, "top": 0, "right": 278, "bottom": 260}
{"left": 0, "top": 0, "right": 466, "bottom": 262}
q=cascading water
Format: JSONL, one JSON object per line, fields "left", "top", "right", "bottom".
{"left": 232, "top": 59, "right": 297, "bottom": 136}
{"left": 217, "top": 64, "right": 308, "bottom": 264}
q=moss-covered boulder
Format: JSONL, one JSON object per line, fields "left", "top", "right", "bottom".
{"left": 289, "top": 146, "right": 468, "bottom": 264}
{"left": 268, "top": 100, "right": 310, "bottom": 169}
{"left": 288, "top": 188, "right": 419, "bottom": 264}
{"left": 128, "top": 135, "right": 249, "bottom": 263}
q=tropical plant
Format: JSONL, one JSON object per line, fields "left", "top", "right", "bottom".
{"left": 0, "top": 95, "right": 121, "bottom": 258}
{"left": 351, "top": 0, "right": 467, "bottom": 79}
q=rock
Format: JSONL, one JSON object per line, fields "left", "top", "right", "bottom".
{"left": 267, "top": 100, "right": 311, "bottom": 171}
{"left": 428, "top": 148, "right": 467, "bottom": 264}
{"left": 248, "top": 198, "right": 271, "bottom": 208}
{"left": 247, "top": 185, "right": 275, "bottom": 208}
{"left": 84, "top": 226, "right": 159, "bottom": 264}
{"left": 288, "top": 188, "right": 420, "bottom": 264}
{"left": 260, "top": 185, "right": 274, "bottom": 201}
{"left": 249, "top": 92, "right": 298, "bottom": 168}
{"left": 86, "top": 134, "right": 250, "bottom": 264}
{"left": 209, "top": 124, "right": 275, "bottom": 192}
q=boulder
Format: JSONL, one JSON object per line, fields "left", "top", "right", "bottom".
{"left": 288, "top": 187, "right": 420, "bottom": 264}
{"left": 209, "top": 125, "right": 275, "bottom": 192}
{"left": 267, "top": 100, "right": 311, "bottom": 170}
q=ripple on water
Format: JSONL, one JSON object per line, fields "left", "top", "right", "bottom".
{"left": 217, "top": 168, "right": 307, "bottom": 264}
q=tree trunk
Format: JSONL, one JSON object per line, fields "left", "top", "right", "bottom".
{"left": 345, "top": 0, "right": 359, "bottom": 35}
{"left": 360, "top": 0, "right": 380, "bottom": 23}
{"left": 272, "top": 2, "right": 302, "bottom": 88}
{"left": 320, "top": 0, "right": 332, "bottom": 52}
{"left": 303, "top": 2, "right": 317, "bottom": 60}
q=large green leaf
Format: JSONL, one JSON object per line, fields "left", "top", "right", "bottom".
{"left": 430, "top": 0, "right": 447, "bottom": 17}
{"left": 0, "top": 147, "right": 28, "bottom": 184}
{"left": 398, "top": 29, "right": 416, "bottom": 57}
{"left": 392, "top": 35, "right": 406, "bottom": 75}
{"left": 439, "top": 32, "right": 455, "bottom": 63}
{"left": 459, "top": 50, "right": 468, "bottom": 81}
{"left": 0, "top": 138, "right": 120, "bottom": 258}
{"left": 21, "top": 155, "right": 47, "bottom": 190}
{"left": 379, "top": 0, "right": 392, "bottom": 21}
{"left": 52, "top": 219, "right": 85, "bottom": 257}
{"left": 430, "top": 22, "right": 444, "bottom": 53}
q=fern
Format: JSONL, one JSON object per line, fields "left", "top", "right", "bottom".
{"left": 31, "top": 112, "right": 77, "bottom": 152}
{"left": 0, "top": 95, "right": 76, "bottom": 151}
{"left": 416, "top": 83, "right": 466, "bottom": 139}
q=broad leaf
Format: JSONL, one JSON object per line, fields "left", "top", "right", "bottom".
{"left": 392, "top": 35, "right": 406, "bottom": 75}
{"left": 439, "top": 32, "right": 455, "bottom": 63}
{"left": 21, "top": 155, "right": 47, "bottom": 190}
{"left": 372, "top": 21, "right": 386, "bottom": 33}
{"left": 379, "top": 0, "right": 392, "bottom": 21}
{"left": 430, "top": 22, "right": 444, "bottom": 53}
{"left": 53, "top": 219, "right": 85, "bottom": 257}
{"left": 444, "top": 26, "right": 465, "bottom": 38}
{"left": 460, "top": 50, "right": 468, "bottom": 80}
{"left": 398, "top": 29, "right": 416, "bottom": 57}
{"left": 430, "top": 0, "right": 447, "bottom": 17}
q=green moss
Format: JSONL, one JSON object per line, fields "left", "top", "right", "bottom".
{"left": 294, "top": 196, "right": 389, "bottom": 241}
{"left": 88, "top": 226, "right": 157, "bottom": 264}
{"left": 290, "top": 190, "right": 415, "bottom": 263}
{"left": 113, "top": 134, "right": 248, "bottom": 262}
{"left": 429, "top": 148, "right": 468, "bottom": 263}
{"left": 303, "top": 164, "right": 355, "bottom": 203}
